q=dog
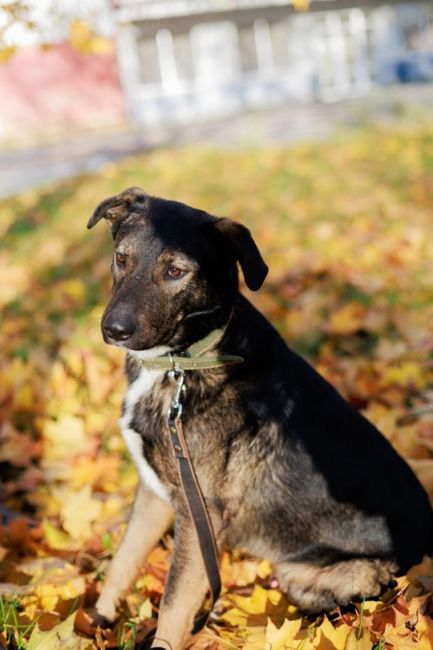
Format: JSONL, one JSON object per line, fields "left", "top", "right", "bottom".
{"left": 87, "top": 187, "right": 433, "bottom": 650}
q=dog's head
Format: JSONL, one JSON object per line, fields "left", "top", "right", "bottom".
{"left": 87, "top": 187, "right": 268, "bottom": 352}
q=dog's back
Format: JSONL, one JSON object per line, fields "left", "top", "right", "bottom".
{"left": 206, "top": 296, "right": 433, "bottom": 575}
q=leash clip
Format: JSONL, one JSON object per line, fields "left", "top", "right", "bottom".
{"left": 167, "top": 365, "right": 186, "bottom": 424}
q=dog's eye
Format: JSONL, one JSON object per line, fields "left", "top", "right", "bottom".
{"left": 167, "top": 266, "right": 185, "bottom": 279}
{"left": 115, "top": 252, "right": 126, "bottom": 266}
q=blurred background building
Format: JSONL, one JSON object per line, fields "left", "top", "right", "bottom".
{"left": 1, "top": 0, "right": 433, "bottom": 137}
{"left": 1, "top": 0, "right": 433, "bottom": 191}
{"left": 113, "top": 0, "right": 433, "bottom": 125}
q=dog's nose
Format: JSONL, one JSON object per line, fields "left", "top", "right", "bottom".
{"left": 102, "top": 316, "right": 136, "bottom": 342}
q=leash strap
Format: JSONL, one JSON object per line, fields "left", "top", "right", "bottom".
{"left": 138, "top": 343, "right": 232, "bottom": 648}
{"left": 167, "top": 415, "right": 221, "bottom": 633}
{"left": 139, "top": 367, "right": 222, "bottom": 649}
{"left": 166, "top": 367, "right": 221, "bottom": 634}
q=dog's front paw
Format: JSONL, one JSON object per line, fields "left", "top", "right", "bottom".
{"left": 87, "top": 607, "right": 114, "bottom": 628}
{"left": 92, "top": 594, "right": 118, "bottom": 625}
{"left": 74, "top": 606, "right": 114, "bottom": 639}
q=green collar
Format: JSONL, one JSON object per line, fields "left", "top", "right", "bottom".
{"left": 136, "top": 325, "right": 243, "bottom": 371}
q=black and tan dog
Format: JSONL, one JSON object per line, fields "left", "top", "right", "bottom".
{"left": 87, "top": 187, "right": 433, "bottom": 649}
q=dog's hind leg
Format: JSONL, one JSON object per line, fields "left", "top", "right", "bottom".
{"left": 95, "top": 485, "right": 174, "bottom": 623}
{"left": 151, "top": 511, "right": 221, "bottom": 650}
{"left": 275, "top": 555, "right": 396, "bottom": 614}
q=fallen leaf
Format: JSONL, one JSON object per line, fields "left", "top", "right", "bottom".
{"left": 54, "top": 485, "right": 102, "bottom": 540}
{"left": 383, "top": 623, "right": 418, "bottom": 648}
{"left": 314, "top": 616, "right": 350, "bottom": 650}
{"left": 265, "top": 617, "right": 302, "bottom": 649}
{"left": 382, "top": 363, "right": 425, "bottom": 390}
{"left": 328, "top": 304, "right": 365, "bottom": 335}
{"left": 345, "top": 627, "right": 373, "bottom": 650}
{"left": 43, "top": 416, "right": 90, "bottom": 460}
{"left": 27, "top": 612, "right": 93, "bottom": 649}
{"left": 230, "top": 585, "right": 282, "bottom": 614}
{"left": 416, "top": 612, "right": 433, "bottom": 649}
{"left": 139, "top": 597, "right": 153, "bottom": 619}
{"left": 42, "top": 520, "right": 76, "bottom": 550}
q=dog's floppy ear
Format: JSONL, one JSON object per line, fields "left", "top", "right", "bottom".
{"left": 87, "top": 187, "right": 148, "bottom": 237}
{"left": 214, "top": 218, "right": 268, "bottom": 291}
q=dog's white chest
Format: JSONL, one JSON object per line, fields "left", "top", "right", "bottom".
{"left": 119, "top": 367, "right": 170, "bottom": 502}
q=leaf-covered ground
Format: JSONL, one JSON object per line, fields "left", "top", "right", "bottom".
{"left": 1, "top": 125, "right": 433, "bottom": 649}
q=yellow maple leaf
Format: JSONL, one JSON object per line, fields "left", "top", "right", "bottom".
{"left": 140, "top": 573, "right": 165, "bottom": 594}
{"left": 416, "top": 613, "right": 433, "bottom": 650}
{"left": 61, "top": 350, "right": 85, "bottom": 377}
{"left": 265, "top": 617, "right": 302, "bottom": 649}
{"left": 220, "top": 554, "right": 272, "bottom": 587}
{"left": 139, "top": 598, "right": 153, "bottom": 619}
{"left": 55, "top": 485, "right": 102, "bottom": 540}
{"left": 61, "top": 279, "right": 87, "bottom": 303}
{"left": 230, "top": 584, "right": 282, "bottom": 614}
{"left": 257, "top": 559, "right": 273, "bottom": 579}
{"left": 244, "top": 627, "right": 266, "bottom": 650}
{"left": 43, "top": 415, "right": 89, "bottom": 460}
{"left": 328, "top": 303, "right": 365, "bottom": 335}
{"left": 314, "top": 616, "right": 350, "bottom": 650}
{"left": 362, "top": 600, "right": 383, "bottom": 614}
{"left": 14, "top": 383, "right": 34, "bottom": 410}
{"left": 381, "top": 362, "right": 425, "bottom": 389}
{"left": 220, "top": 607, "right": 248, "bottom": 627}
{"left": 34, "top": 576, "right": 85, "bottom": 611}
{"left": 20, "top": 560, "right": 85, "bottom": 617}
{"left": 383, "top": 624, "right": 419, "bottom": 648}
{"left": 27, "top": 612, "right": 92, "bottom": 649}
{"left": 345, "top": 628, "right": 374, "bottom": 650}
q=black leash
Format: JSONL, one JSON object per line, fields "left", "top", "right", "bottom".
{"left": 165, "top": 418, "right": 221, "bottom": 630}
{"left": 167, "top": 368, "right": 221, "bottom": 632}
{"left": 139, "top": 366, "right": 221, "bottom": 649}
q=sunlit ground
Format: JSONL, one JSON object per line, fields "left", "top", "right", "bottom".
{"left": 1, "top": 125, "right": 433, "bottom": 648}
